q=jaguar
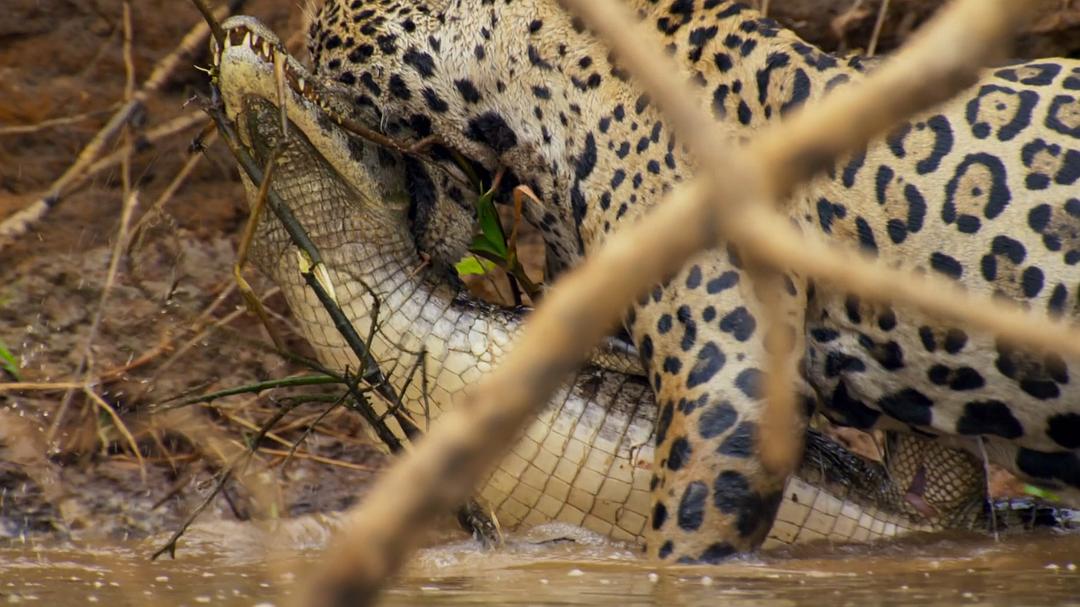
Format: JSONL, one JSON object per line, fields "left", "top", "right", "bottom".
{"left": 231, "top": 0, "right": 1080, "bottom": 564}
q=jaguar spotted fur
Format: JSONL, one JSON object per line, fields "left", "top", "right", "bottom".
{"left": 226, "top": 0, "right": 1080, "bottom": 563}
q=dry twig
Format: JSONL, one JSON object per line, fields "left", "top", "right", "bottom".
{"left": 0, "top": 2, "right": 239, "bottom": 251}
{"left": 868, "top": 0, "right": 892, "bottom": 56}
{"left": 0, "top": 107, "right": 119, "bottom": 136}
{"left": 128, "top": 129, "right": 220, "bottom": 254}
{"left": 150, "top": 404, "right": 288, "bottom": 560}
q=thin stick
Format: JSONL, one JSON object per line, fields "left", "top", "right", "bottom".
{"left": 208, "top": 103, "right": 410, "bottom": 452}
{"left": 121, "top": 0, "right": 136, "bottom": 126}
{"left": 83, "top": 113, "right": 209, "bottom": 181}
{"left": 131, "top": 282, "right": 251, "bottom": 402}
{"left": 758, "top": 272, "right": 802, "bottom": 477}
{"left": 152, "top": 467, "right": 235, "bottom": 560}
{"left": 263, "top": 447, "right": 377, "bottom": 472}
{"left": 189, "top": 0, "right": 225, "bottom": 48}
{"left": 152, "top": 398, "right": 298, "bottom": 560}
{"left": 0, "top": 107, "right": 119, "bottom": 136}
{"left": 229, "top": 58, "right": 293, "bottom": 352}
{"left": 0, "top": 382, "right": 85, "bottom": 393}
{"left": 120, "top": 0, "right": 136, "bottom": 241}
{"left": 85, "top": 0, "right": 142, "bottom": 482}
{"left": 735, "top": 205, "right": 1080, "bottom": 360}
{"left": 85, "top": 387, "right": 146, "bottom": 482}
{"left": 383, "top": 348, "right": 426, "bottom": 425}
{"left": 234, "top": 147, "right": 287, "bottom": 351}
{"left": 162, "top": 375, "right": 343, "bottom": 409}
{"left": 975, "top": 436, "right": 999, "bottom": 541}
{"left": 128, "top": 129, "right": 219, "bottom": 253}
{"left": 215, "top": 408, "right": 296, "bottom": 449}
{"left": 868, "top": 0, "right": 892, "bottom": 57}
{"left": 284, "top": 396, "right": 349, "bottom": 466}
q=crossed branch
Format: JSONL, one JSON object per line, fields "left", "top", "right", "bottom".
{"left": 293, "top": 1, "right": 1073, "bottom": 605}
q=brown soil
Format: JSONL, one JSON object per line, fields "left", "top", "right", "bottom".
{"left": 0, "top": 0, "right": 385, "bottom": 543}
{"left": 1, "top": 0, "right": 1073, "bottom": 544}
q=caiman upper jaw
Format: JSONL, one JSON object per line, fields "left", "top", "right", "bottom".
{"left": 214, "top": 16, "right": 416, "bottom": 221}
{"left": 213, "top": 17, "right": 435, "bottom": 160}
{"left": 215, "top": 16, "right": 280, "bottom": 65}
{"left": 214, "top": 17, "right": 321, "bottom": 112}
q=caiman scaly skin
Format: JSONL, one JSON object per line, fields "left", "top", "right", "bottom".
{"left": 212, "top": 18, "right": 995, "bottom": 549}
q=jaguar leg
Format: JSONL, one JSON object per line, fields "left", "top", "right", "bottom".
{"left": 631, "top": 249, "right": 810, "bottom": 562}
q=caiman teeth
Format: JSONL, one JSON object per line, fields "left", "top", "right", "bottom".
{"left": 218, "top": 24, "right": 374, "bottom": 149}
{"left": 220, "top": 26, "right": 285, "bottom": 67}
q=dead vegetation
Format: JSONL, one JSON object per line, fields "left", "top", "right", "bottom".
{"left": 0, "top": 0, "right": 385, "bottom": 544}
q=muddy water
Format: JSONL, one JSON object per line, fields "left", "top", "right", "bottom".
{"left": 1, "top": 522, "right": 1077, "bottom": 606}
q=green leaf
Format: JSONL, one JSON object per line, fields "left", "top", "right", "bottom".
{"left": 1023, "top": 484, "right": 1061, "bottom": 502}
{"left": 471, "top": 187, "right": 508, "bottom": 260}
{"left": 0, "top": 339, "right": 20, "bottom": 381}
{"left": 468, "top": 238, "right": 505, "bottom": 260}
{"left": 455, "top": 256, "right": 497, "bottom": 277}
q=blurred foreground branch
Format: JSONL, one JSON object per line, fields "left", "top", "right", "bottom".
{"left": 295, "top": 1, "right": 1056, "bottom": 605}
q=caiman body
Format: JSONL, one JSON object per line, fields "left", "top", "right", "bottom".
{"left": 212, "top": 17, "right": 1057, "bottom": 549}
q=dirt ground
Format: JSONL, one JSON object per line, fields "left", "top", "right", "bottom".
{"left": 1, "top": 0, "right": 1078, "bottom": 545}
